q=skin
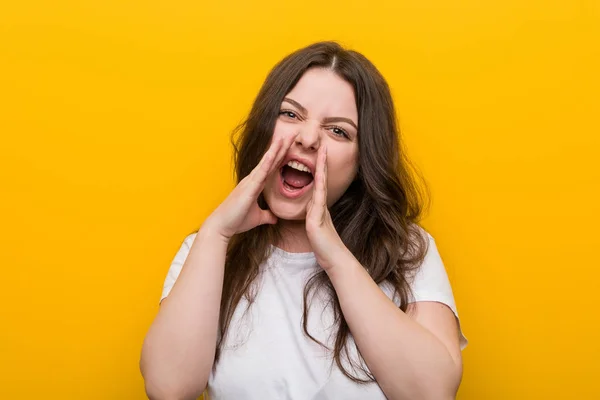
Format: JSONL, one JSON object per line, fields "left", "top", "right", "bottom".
{"left": 262, "top": 68, "right": 464, "bottom": 398}
{"left": 262, "top": 67, "right": 359, "bottom": 254}
{"left": 140, "top": 67, "right": 463, "bottom": 400}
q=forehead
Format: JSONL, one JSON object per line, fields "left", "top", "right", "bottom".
{"left": 285, "top": 68, "right": 358, "bottom": 121}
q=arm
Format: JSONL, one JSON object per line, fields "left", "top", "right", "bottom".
{"left": 305, "top": 145, "right": 463, "bottom": 399}
{"left": 140, "top": 225, "right": 228, "bottom": 400}
{"left": 139, "top": 136, "right": 293, "bottom": 400}
{"left": 326, "top": 249, "right": 463, "bottom": 400}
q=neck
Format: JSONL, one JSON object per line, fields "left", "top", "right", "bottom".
{"left": 274, "top": 219, "right": 313, "bottom": 253}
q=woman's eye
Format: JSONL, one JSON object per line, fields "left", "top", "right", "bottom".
{"left": 279, "top": 110, "right": 297, "bottom": 119}
{"left": 279, "top": 110, "right": 349, "bottom": 139}
{"left": 331, "top": 126, "right": 349, "bottom": 139}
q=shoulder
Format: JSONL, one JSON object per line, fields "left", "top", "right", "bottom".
{"left": 407, "top": 225, "right": 469, "bottom": 349}
{"left": 159, "top": 231, "right": 199, "bottom": 304}
{"left": 169, "top": 231, "right": 199, "bottom": 263}
{"left": 182, "top": 231, "right": 198, "bottom": 247}
{"left": 411, "top": 223, "right": 434, "bottom": 244}
{"left": 407, "top": 226, "right": 451, "bottom": 297}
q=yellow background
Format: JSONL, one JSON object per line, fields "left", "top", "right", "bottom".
{"left": 1, "top": 0, "right": 598, "bottom": 399}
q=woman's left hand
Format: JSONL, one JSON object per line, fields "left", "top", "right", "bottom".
{"left": 305, "top": 146, "right": 350, "bottom": 271}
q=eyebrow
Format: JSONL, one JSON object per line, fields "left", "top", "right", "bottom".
{"left": 282, "top": 97, "right": 358, "bottom": 130}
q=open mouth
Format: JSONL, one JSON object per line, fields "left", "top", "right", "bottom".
{"left": 280, "top": 164, "right": 314, "bottom": 195}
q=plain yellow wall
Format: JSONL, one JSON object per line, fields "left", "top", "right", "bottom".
{"left": 1, "top": 1, "right": 598, "bottom": 399}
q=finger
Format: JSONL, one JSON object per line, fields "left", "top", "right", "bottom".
{"left": 268, "top": 134, "right": 295, "bottom": 176}
{"left": 248, "top": 134, "right": 295, "bottom": 200}
{"left": 314, "top": 146, "right": 328, "bottom": 208}
{"left": 305, "top": 196, "right": 314, "bottom": 214}
{"left": 251, "top": 133, "right": 294, "bottom": 181}
{"left": 251, "top": 137, "right": 283, "bottom": 183}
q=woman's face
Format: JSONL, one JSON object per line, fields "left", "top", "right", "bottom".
{"left": 263, "top": 67, "right": 359, "bottom": 221}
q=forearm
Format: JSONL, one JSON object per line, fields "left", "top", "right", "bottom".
{"left": 326, "top": 251, "right": 461, "bottom": 400}
{"left": 140, "top": 223, "right": 229, "bottom": 400}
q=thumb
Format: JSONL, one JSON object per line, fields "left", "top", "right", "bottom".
{"left": 259, "top": 210, "right": 278, "bottom": 225}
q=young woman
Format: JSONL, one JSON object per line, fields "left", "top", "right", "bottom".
{"left": 140, "top": 41, "right": 468, "bottom": 400}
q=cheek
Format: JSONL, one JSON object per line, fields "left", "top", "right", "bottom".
{"left": 327, "top": 152, "right": 359, "bottom": 193}
{"left": 273, "top": 120, "right": 298, "bottom": 141}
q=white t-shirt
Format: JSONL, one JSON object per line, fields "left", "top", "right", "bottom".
{"left": 160, "top": 231, "right": 467, "bottom": 400}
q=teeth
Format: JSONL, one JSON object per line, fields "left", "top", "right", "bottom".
{"left": 287, "top": 160, "right": 311, "bottom": 174}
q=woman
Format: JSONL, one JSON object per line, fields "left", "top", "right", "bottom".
{"left": 140, "top": 41, "right": 468, "bottom": 400}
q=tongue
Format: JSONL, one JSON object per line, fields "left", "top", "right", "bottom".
{"left": 282, "top": 166, "right": 313, "bottom": 188}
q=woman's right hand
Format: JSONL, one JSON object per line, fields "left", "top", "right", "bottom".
{"left": 203, "top": 135, "right": 293, "bottom": 242}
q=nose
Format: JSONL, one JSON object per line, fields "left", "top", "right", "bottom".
{"left": 294, "top": 120, "right": 320, "bottom": 151}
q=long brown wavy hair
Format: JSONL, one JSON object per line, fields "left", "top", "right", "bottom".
{"left": 216, "top": 41, "right": 430, "bottom": 383}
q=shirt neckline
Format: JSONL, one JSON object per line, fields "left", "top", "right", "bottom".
{"left": 268, "top": 244, "right": 317, "bottom": 262}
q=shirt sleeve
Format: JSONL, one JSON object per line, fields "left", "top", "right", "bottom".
{"left": 408, "top": 230, "right": 468, "bottom": 350}
{"left": 159, "top": 232, "right": 198, "bottom": 304}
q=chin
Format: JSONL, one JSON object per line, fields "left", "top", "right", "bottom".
{"left": 267, "top": 200, "right": 308, "bottom": 221}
